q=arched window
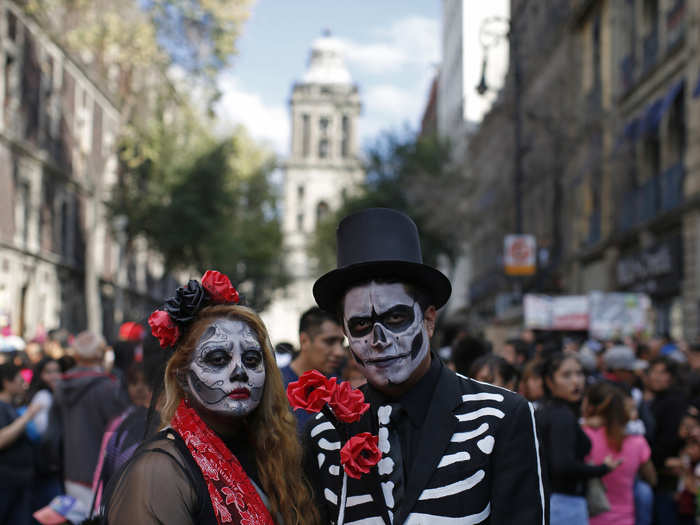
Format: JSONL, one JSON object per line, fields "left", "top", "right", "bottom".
{"left": 316, "top": 201, "right": 330, "bottom": 225}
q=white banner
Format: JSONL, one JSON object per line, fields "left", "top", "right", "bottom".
{"left": 524, "top": 294, "right": 588, "bottom": 330}
{"left": 588, "top": 292, "right": 651, "bottom": 339}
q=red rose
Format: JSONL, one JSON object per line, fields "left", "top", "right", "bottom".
{"left": 329, "top": 381, "right": 369, "bottom": 423}
{"left": 340, "top": 432, "right": 381, "bottom": 479}
{"left": 148, "top": 310, "right": 180, "bottom": 348}
{"left": 286, "top": 370, "right": 337, "bottom": 412}
{"left": 201, "top": 270, "right": 239, "bottom": 304}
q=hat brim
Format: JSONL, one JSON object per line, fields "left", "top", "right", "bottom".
{"left": 313, "top": 260, "right": 452, "bottom": 313}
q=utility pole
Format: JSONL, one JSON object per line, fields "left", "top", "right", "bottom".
{"left": 511, "top": 19, "right": 524, "bottom": 235}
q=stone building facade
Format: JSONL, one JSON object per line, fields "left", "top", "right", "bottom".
{"left": 261, "top": 34, "right": 363, "bottom": 344}
{"left": 464, "top": 0, "right": 700, "bottom": 340}
{"left": 0, "top": 2, "right": 168, "bottom": 341}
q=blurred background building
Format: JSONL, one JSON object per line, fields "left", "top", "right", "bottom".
{"left": 429, "top": 0, "right": 700, "bottom": 341}
{"left": 0, "top": 1, "right": 172, "bottom": 341}
{"left": 261, "top": 33, "right": 364, "bottom": 344}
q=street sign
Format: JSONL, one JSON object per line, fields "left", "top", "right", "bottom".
{"left": 504, "top": 234, "right": 536, "bottom": 276}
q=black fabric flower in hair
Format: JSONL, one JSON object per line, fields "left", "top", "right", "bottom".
{"left": 163, "top": 279, "right": 207, "bottom": 324}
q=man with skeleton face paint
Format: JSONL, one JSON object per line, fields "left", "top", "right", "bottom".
{"left": 305, "top": 209, "right": 547, "bottom": 525}
{"left": 343, "top": 282, "right": 432, "bottom": 390}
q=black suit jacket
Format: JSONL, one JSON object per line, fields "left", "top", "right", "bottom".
{"left": 303, "top": 365, "right": 548, "bottom": 524}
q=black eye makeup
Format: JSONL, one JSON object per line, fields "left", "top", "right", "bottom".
{"left": 242, "top": 350, "right": 263, "bottom": 368}
{"left": 203, "top": 349, "right": 232, "bottom": 367}
{"left": 347, "top": 304, "right": 415, "bottom": 337}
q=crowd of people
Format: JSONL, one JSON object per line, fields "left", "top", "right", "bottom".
{"left": 440, "top": 328, "right": 700, "bottom": 525}
{"left": 0, "top": 211, "right": 698, "bottom": 525}
{"left": 0, "top": 314, "right": 698, "bottom": 524}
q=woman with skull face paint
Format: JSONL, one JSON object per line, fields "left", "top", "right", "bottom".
{"left": 102, "top": 273, "right": 318, "bottom": 525}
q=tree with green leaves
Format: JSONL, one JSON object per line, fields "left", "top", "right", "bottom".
{"left": 311, "top": 129, "right": 471, "bottom": 275}
{"left": 111, "top": 120, "right": 287, "bottom": 310}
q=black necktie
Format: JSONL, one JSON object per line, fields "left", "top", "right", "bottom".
{"left": 378, "top": 402, "right": 405, "bottom": 522}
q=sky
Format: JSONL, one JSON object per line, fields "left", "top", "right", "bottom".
{"left": 214, "top": 0, "right": 509, "bottom": 156}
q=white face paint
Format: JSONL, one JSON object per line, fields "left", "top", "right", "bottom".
{"left": 186, "top": 318, "right": 266, "bottom": 418}
{"left": 343, "top": 282, "right": 430, "bottom": 387}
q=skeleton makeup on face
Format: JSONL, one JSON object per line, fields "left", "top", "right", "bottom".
{"left": 343, "top": 282, "right": 430, "bottom": 387}
{"left": 185, "top": 318, "right": 266, "bottom": 418}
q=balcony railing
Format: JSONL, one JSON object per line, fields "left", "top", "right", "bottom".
{"left": 643, "top": 28, "right": 659, "bottom": 73}
{"left": 666, "top": 0, "right": 686, "bottom": 50}
{"left": 616, "top": 163, "right": 685, "bottom": 233}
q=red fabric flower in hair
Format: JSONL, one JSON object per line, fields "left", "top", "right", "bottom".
{"left": 148, "top": 310, "right": 180, "bottom": 348}
{"left": 340, "top": 432, "right": 381, "bottom": 479}
{"left": 330, "top": 381, "right": 370, "bottom": 423}
{"left": 286, "top": 370, "right": 337, "bottom": 413}
{"left": 201, "top": 270, "right": 239, "bottom": 304}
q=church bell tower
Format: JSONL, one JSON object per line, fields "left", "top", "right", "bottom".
{"left": 262, "top": 32, "right": 364, "bottom": 344}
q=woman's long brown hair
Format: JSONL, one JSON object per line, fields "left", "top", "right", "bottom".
{"left": 585, "top": 381, "right": 629, "bottom": 452}
{"left": 161, "top": 304, "right": 319, "bottom": 525}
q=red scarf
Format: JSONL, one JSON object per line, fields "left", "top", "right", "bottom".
{"left": 171, "top": 400, "right": 276, "bottom": 525}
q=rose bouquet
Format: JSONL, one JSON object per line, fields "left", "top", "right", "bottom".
{"left": 287, "top": 371, "right": 380, "bottom": 524}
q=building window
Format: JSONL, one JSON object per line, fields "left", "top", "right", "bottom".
{"left": 297, "top": 184, "right": 304, "bottom": 201}
{"left": 320, "top": 116, "right": 330, "bottom": 132}
{"left": 16, "top": 179, "right": 30, "bottom": 246}
{"left": 6, "top": 10, "right": 17, "bottom": 41}
{"left": 341, "top": 115, "right": 350, "bottom": 157}
{"left": 296, "top": 212, "right": 304, "bottom": 231}
{"left": 642, "top": 0, "right": 659, "bottom": 70}
{"left": 642, "top": 132, "right": 661, "bottom": 181}
{"left": 668, "top": 87, "right": 686, "bottom": 164}
{"left": 319, "top": 138, "right": 329, "bottom": 158}
{"left": 60, "top": 199, "right": 70, "bottom": 258}
{"left": 316, "top": 201, "right": 329, "bottom": 225}
{"left": 302, "top": 114, "right": 310, "bottom": 157}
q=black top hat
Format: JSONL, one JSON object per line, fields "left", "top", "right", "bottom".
{"left": 313, "top": 208, "right": 452, "bottom": 312}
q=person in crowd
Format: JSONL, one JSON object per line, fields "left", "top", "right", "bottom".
{"left": 665, "top": 404, "right": 700, "bottom": 524}
{"left": 26, "top": 358, "right": 62, "bottom": 438}
{"left": 56, "top": 354, "right": 76, "bottom": 374}
{"left": 340, "top": 351, "right": 366, "bottom": 388}
{"left": 51, "top": 331, "right": 128, "bottom": 509}
{"left": 519, "top": 360, "right": 545, "bottom": 406}
{"left": 0, "top": 362, "right": 43, "bottom": 525}
{"left": 91, "top": 360, "right": 157, "bottom": 511}
{"left": 435, "top": 321, "right": 468, "bottom": 363}
{"left": 24, "top": 342, "right": 45, "bottom": 366}
{"left": 643, "top": 356, "right": 688, "bottom": 524}
{"left": 450, "top": 334, "right": 489, "bottom": 376}
{"left": 104, "top": 270, "right": 318, "bottom": 524}
{"left": 274, "top": 341, "right": 295, "bottom": 368}
{"left": 602, "top": 345, "right": 654, "bottom": 439}
{"left": 306, "top": 208, "right": 546, "bottom": 523}
{"left": 537, "top": 353, "right": 620, "bottom": 525}
{"left": 25, "top": 358, "right": 63, "bottom": 514}
{"left": 280, "top": 306, "right": 345, "bottom": 434}
{"left": 582, "top": 381, "right": 656, "bottom": 525}
{"left": 44, "top": 329, "right": 70, "bottom": 360}
{"left": 470, "top": 353, "right": 520, "bottom": 390}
